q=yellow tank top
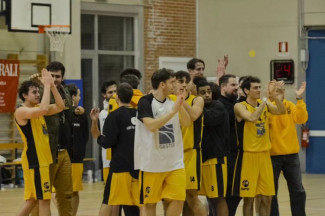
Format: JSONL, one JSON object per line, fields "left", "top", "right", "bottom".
{"left": 15, "top": 116, "right": 53, "bottom": 168}
{"left": 169, "top": 94, "right": 203, "bottom": 150}
{"left": 236, "top": 100, "right": 271, "bottom": 152}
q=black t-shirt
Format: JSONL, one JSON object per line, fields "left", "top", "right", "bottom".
{"left": 219, "top": 96, "right": 238, "bottom": 156}
{"left": 68, "top": 108, "right": 89, "bottom": 163}
{"left": 202, "top": 100, "right": 229, "bottom": 163}
{"left": 97, "top": 106, "right": 138, "bottom": 178}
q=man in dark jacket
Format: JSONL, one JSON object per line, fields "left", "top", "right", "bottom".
{"left": 196, "top": 79, "right": 229, "bottom": 216}
{"left": 218, "top": 74, "right": 240, "bottom": 216}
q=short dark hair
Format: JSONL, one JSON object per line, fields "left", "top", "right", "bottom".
{"left": 46, "top": 61, "right": 65, "bottom": 77}
{"left": 241, "top": 76, "right": 261, "bottom": 94}
{"left": 101, "top": 80, "right": 117, "bottom": 94}
{"left": 187, "top": 58, "right": 205, "bottom": 70}
{"left": 239, "top": 76, "right": 248, "bottom": 84}
{"left": 120, "top": 74, "right": 139, "bottom": 89}
{"left": 219, "top": 74, "right": 237, "bottom": 87}
{"left": 175, "top": 71, "right": 190, "bottom": 83}
{"left": 18, "top": 80, "right": 40, "bottom": 102}
{"left": 66, "top": 84, "right": 79, "bottom": 97}
{"left": 120, "top": 68, "right": 142, "bottom": 80}
{"left": 209, "top": 82, "right": 221, "bottom": 100}
{"left": 196, "top": 79, "right": 210, "bottom": 92}
{"left": 151, "top": 68, "right": 175, "bottom": 90}
{"left": 117, "top": 83, "right": 133, "bottom": 103}
{"left": 192, "top": 76, "right": 207, "bottom": 86}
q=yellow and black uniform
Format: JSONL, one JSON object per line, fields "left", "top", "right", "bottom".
{"left": 169, "top": 94, "right": 203, "bottom": 190}
{"left": 98, "top": 106, "right": 140, "bottom": 206}
{"left": 232, "top": 100, "right": 275, "bottom": 197}
{"left": 15, "top": 116, "right": 53, "bottom": 200}
{"left": 198, "top": 100, "right": 228, "bottom": 198}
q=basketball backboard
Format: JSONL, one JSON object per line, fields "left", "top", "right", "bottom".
{"left": 7, "top": 0, "right": 71, "bottom": 33}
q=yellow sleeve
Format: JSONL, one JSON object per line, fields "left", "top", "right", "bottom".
{"left": 108, "top": 97, "right": 119, "bottom": 113}
{"left": 168, "top": 94, "right": 177, "bottom": 102}
{"left": 292, "top": 100, "right": 308, "bottom": 124}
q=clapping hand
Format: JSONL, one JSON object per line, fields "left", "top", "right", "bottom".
{"left": 90, "top": 108, "right": 100, "bottom": 121}
{"left": 39, "top": 68, "right": 54, "bottom": 87}
{"left": 295, "top": 81, "right": 306, "bottom": 99}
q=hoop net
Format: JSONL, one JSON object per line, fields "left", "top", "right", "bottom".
{"left": 39, "top": 25, "right": 70, "bottom": 53}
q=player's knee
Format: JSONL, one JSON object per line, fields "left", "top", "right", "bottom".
{"left": 186, "top": 190, "right": 198, "bottom": 201}
{"left": 261, "top": 195, "right": 272, "bottom": 204}
{"left": 244, "top": 197, "right": 254, "bottom": 206}
{"left": 145, "top": 203, "right": 157, "bottom": 210}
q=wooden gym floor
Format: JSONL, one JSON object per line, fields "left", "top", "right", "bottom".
{"left": 0, "top": 173, "right": 324, "bottom": 216}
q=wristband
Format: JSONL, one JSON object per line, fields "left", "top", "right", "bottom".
{"left": 262, "top": 97, "right": 267, "bottom": 102}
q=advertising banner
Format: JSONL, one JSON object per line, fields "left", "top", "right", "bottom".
{"left": 0, "top": 60, "right": 20, "bottom": 113}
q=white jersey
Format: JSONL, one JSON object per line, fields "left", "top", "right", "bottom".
{"left": 100, "top": 100, "right": 110, "bottom": 168}
{"left": 134, "top": 94, "right": 184, "bottom": 172}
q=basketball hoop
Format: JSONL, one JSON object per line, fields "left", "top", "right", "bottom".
{"left": 39, "top": 25, "right": 70, "bottom": 53}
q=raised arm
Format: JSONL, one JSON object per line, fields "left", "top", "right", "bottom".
{"left": 90, "top": 108, "right": 101, "bottom": 139}
{"left": 142, "top": 94, "right": 186, "bottom": 132}
{"left": 216, "top": 55, "right": 228, "bottom": 85}
{"left": 143, "top": 109, "right": 178, "bottom": 132}
{"left": 293, "top": 82, "right": 308, "bottom": 124}
{"left": 267, "top": 81, "right": 286, "bottom": 115}
{"left": 15, "top": 69, "right": 53, "bottom": 124}
{"left": 46, "top": 80, "right": 65, "bottom": 116}
{"left": 182, "top": 96, "right": 204, "bottom": 121}
{"left": 179, "top": 103, "right": 191, "bottom": 127}
{"left": 234, "top": 101, "right": 267, "bottom": 122}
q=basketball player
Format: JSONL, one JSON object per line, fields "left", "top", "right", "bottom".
{"left": 196, "top": 78, "right": 229, "bottom": 216}
{"left": 15, "top": 69, "right": 64, "bottom": 216}
{"left": 232, "top": 77, "right": 285, "bottom": 216}
{"left": 134, "top": 68, "right": 191, "bottom": 216}
{"left": 171, "top": 71, "right": 206, "bottom": 216}
{"left": 91, "top": 83, "right": 142, "bottom": 216}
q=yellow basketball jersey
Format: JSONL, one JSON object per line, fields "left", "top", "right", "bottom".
{"left": 16, "top": 116, "right": 53, "bottom": 168}
{"left": 236, "top": 100, "right": 271, "bottom": 152}
{"left": 169, "top": 94, "right": 203, "bottom": 150}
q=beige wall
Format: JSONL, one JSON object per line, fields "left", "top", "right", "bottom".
{"left": 198, "top": 0, "right": 299, "bottom": 100}
{"left": 304, "top": 0, "right": 325, "bottom": 26}
{"left": 57, "top": 0, "right": 81, "bottom": 80}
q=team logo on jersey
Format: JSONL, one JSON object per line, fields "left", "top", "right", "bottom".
{"left": 146, "top": 186, "right": 151, "bottom": 194}
{"left": 41, "top": 123, "right": 48, "bottom": 135}
{"left": 158, "top": 124, "right": 175, "bottom": 149}
{"left": 190, "top": 176, "right": 195, "bottom": 182}
{"left": 256, "top": 123, "right": 265, "bottom": 136}
{"left": 44, "top": 182, "right": 51, "bottom": 193}
{"left": 131, "top": 117, "right": 137, "bottom": 125}
{"left": 241, "top": 180, "right": 250, "bottom": 191}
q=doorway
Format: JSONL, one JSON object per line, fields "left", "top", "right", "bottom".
{"left": 306, "top": 30, "right": 325, "bottom": 173}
